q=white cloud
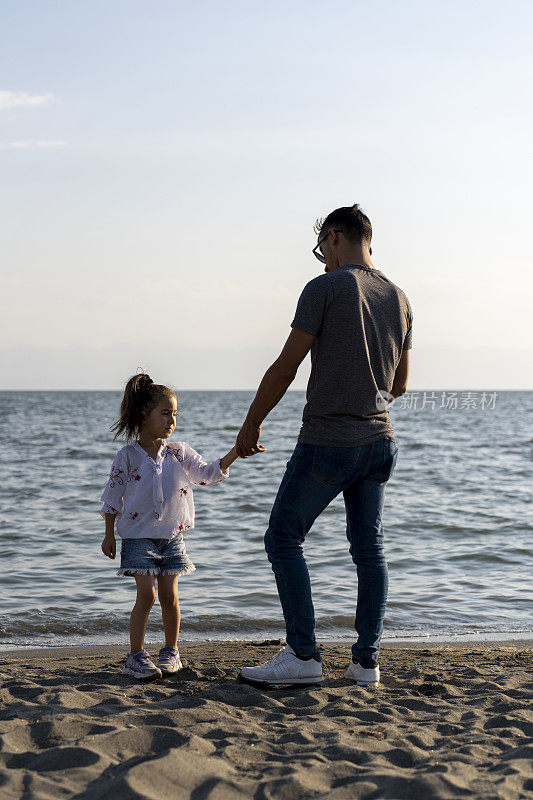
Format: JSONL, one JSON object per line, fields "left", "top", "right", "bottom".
{"left": 0, "top": 140, "right": 66, "bottom": 150}
{"left": 0, "top": 90, "right": 53, "bottom": 110}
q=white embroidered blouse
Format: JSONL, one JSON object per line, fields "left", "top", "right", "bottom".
{"left": 100, "top": 440, "right": 229, "bottom": 539}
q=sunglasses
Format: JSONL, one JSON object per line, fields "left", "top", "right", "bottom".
{"left": 312, "top": 229, "right": 343, "bottom": 264}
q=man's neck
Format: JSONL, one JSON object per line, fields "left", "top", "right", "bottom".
{"left": 330, "top": 248, "right": 374, "bottom": 272}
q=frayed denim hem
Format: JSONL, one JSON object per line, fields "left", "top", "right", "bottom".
{"left": 116, "top": 564, "right": 196, "bottom": 578}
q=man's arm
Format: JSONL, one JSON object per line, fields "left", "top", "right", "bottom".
{"left": 236, "top": 327, "right": 315, "bottom": 457}
{"left": 391, "top": 349, "right": 410, "bottom": 398}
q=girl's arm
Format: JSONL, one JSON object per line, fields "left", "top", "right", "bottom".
{"left": 101, "top": 513, "right": 117, "bottom": 559}
{"left": 100, "top": 449, "right": 126, "bottom": 560}
{"left": 99, "top": 450, "right": 127, "bottom": 519}
{"left": 220, "top": 445, "right": 239, "bottom": 472}
{"left": 104, "top": 512, "right": 116, "bottom": 538}
{"left": 180, "top": 442, "right": 235, "bottom": 485}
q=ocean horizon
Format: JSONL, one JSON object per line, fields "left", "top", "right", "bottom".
{"left": 0, "top": 389, "right": 531, "bottom": 650}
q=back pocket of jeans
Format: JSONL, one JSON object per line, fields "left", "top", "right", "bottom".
{"left": 311, "top": 446, "right": 360, "bottom": 485}
{"left": 373, "top": 438, "right": 398, "bottom": 483}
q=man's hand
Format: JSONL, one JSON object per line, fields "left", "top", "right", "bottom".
{"left": 101, "top": 534, "right": 116, "bottom": 559}
{"left": 236, "top": 419, "right": 266, "bottom": 458}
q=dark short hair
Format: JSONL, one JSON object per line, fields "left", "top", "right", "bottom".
{"left": 316, "top": 204, "right": 372, "bottom": 244}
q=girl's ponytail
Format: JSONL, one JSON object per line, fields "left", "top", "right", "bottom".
{"left": 110, "top": 372, "right": 176, "bottom": 442}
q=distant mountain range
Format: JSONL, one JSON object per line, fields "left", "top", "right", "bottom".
{"left": 0, "top": 343, "right": 530, "bottom": 391}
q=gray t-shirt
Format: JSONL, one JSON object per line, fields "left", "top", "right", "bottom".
{"left": 291, "top": 263, "right": 412, "bottom": 446}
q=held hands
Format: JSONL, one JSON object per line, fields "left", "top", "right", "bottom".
{"left": 101, "top": 535, "right": 116, "bottom": 559}
{"left": 236, "top": 419, "right": 267, "bottom": 458}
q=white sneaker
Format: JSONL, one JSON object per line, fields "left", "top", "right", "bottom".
{"left": 239, "top": 644, "right": 323, "bottom": 686}
{"left": 157, "top": 645, "right": 183, "bottom": 675}
{"left": 346, "top": 660, "right": 380, "bottom": 687}
{"left": 123, "top": 650, "right": 162, "bottom": 681}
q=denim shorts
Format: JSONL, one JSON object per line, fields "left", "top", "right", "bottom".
{"left": 117, "top": 534, "right": 196, "bottom": 578}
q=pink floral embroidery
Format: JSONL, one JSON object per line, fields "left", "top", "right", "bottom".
{"left": 163, "top": 445, "right": 183, "bottom": 462}
{"left": 180, "top": 487, "right": 189, "bottom": 496}
{"left": 199, "top": 481, "right": 206, "bottom": 485}
{"left": 109, "top": 467, "right": 124, "bottom": 488}
{"left": 128, "top": 466, "right": 141, "bottom": 482}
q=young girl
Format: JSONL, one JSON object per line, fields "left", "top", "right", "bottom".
{"left": 100, "top": 372, "right": 246, "bottom": 681}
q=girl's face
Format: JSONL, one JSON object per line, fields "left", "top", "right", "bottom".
{"left": 141, "top": 395, "right": 178, "bottom": 440}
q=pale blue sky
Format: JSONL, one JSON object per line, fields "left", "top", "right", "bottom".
{"left": 1, "top": 1, "right": 532, "bottom": 389}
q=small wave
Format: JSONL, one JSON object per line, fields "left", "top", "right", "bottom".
{"left": 2, "top": 608, "right": 530, "bottom": 645}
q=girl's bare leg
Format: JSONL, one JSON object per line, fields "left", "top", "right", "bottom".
{"left": 130, "top": 573, "right": 156, "bottom": 652}
{"left": 157, "top": 573, "right": 181, "bottom": 647}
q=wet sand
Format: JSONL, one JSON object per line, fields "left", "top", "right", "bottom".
{"left": 0, "top": 640, "right": 531, "bottom": 799}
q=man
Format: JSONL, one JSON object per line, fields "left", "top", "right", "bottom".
{"left": 236, "top": 204, "right": 412, "bottom": 687}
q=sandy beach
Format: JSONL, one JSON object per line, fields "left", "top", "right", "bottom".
{"left": 0, "top": 640, "right": 531, "bottom": 799}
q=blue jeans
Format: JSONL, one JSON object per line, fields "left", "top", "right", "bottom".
{"left": 264, "top": 436, "right": 398, "bottom": 668}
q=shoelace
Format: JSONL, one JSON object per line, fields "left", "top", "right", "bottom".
{"left": 266, "top": 647, "right": 290, "bottom": 666}
{"left": 133, "top": 651, "right": 155, "bottom": 666}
